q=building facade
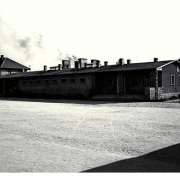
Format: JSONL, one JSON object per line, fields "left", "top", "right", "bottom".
{"left": 0, "top": 58, "right": 180, "bottom": 101}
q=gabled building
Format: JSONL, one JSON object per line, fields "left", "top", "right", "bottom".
{"left": 0, "top": 55, "right": 30, "bottom": 76}
{"left": 0, "top": 58, "right": 180, "bottom": 101}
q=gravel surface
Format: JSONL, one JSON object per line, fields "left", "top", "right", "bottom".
{"left": 0, "top": 97, "right": 180, "bottom": 172}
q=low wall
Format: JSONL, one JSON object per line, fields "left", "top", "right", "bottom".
{"left": 163, "top": 93, "right": 180, "bottom": 99}
{"left": 145, "top": 87, "right": 163, "bottom": 100}
{"left": 145, "top": 87, "right": 180, "bottom": 100}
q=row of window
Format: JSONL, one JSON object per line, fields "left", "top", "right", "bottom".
{"left": 22, "top": 74, "right": 180, "bottom": 86}
{"left": 130, "top": 75, "right": 150, "bottom": 86}
{"left": 130, "top": 74, "right": 180, "bottom": 87}
{"left": 170, "top": 74, "right": 180, "bottom": 86}
{"left": 22, "top": 77, "right": 86, "bottom": 85}
{"left": 107, "top": 76, "right": 150, "bottom": 87}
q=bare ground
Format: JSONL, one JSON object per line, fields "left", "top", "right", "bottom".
{"left": 0, "top": 97, "right": 180, "bottom": 172}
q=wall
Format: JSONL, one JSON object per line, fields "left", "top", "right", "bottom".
{"left": 95, "top": 72, "right": 118, "bottom": 94}
{"left": 0, "top": 69, "right": 23, "bottom": 76}
{"left": 162, "top": 62, "right": 180, "bottom": 94}
{"left": 17, "top": 74, "right": 95, "bottom": 99}
{"left": 125, "top": 70, "right": 156, "bottom": 94}
{"left": 145, "top": 87, "right": 163, "bottom": 100}
{"left": 117, "top": 72, "right": 124, "bottom": 94}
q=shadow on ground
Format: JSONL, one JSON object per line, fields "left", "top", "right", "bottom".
{"left": 83, "top": 143, "right": 180, "bottom": 172}
{"left": 0, "top": 97, "right": 137, "bottom": 105}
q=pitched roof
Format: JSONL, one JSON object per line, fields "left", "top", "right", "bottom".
{"left": 0, "top": 57, "right": 30, "bottom": 70}
{"left": 0, "top": 65, "right": 115, "bottom": 79}
{"left": 0, "top": 59, "right": 177, "bottom": 79}
{"left": 98, "top": 60, "right": 173, "bottom": 73}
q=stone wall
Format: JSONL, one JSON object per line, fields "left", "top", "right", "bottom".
{"left": 145, "top": 87, "right": 164, "bottom": 100}
{"left": 145, "top": 87, "right": 180, "bottom": 100}
{"left": 117, "top": 73, "right": 124, "bottom": 94}
{"left": 163, "top": 92, "right": 180, "bottom": 99}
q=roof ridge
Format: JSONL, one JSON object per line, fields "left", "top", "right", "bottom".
{"left": 0, "top": 58, "right": 5, "bottom": 68}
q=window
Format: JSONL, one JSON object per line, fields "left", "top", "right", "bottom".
{"left": 52, "top": 79, "right": 58, "bottom": 84}
{"left": 79, "top": 77, "right": 86, "bottom": 83}
{"left": 106, "top": 77, "right": 113, "bottom": 87}
{"left": 131, "top": 75, "right": 138, "bottom": 86}
{"left": 61, "top": 78, "right": 67, "bottom": 83}
{"left": 22, "top": 80, "right": 27, "bottom": 85}
{"left": 36, "top": 79, "right": 42, "bottom": 84}
{"left": 177, "top": 66, "right": 180, "bottom": 72}
{"left": 70, "top": 78, "right": 76, "bottom": 83}
{"left": 44, "top": 79, "right": 50, "bottom": 84}
{"left": 171, "top": 74, "right": 175, "bottom": 85}
{"left": 29, "top": 80, "right": 35, "bottom": 85}
{"left": 178, "top": 75, "right": 180, "bottom": 85}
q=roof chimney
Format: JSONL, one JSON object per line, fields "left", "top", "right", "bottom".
{"left": 104, "top": 61, "right": 108, "bottom": 66}
{"left": 118, "top": 58, "right": 124, "bottom": 66}
{"left": 78, "top": 58, "right": 87, "bottom": 68}
{"left": 127, "top": 59, "right": 131, "bottom": 64}
{"left": 62, "top": 60, "right": 70, "bottom": 69}
{"left": 44, "top": 65, "right": 47, "bottom": 71}
{"left": 154, "top": 58, "right": 158, "bottom": 62}
{"left": 58, "top": 64, "right": 61, "bottom": 70}
{"left": 1, "top": 55, "right": 4, "bottom": 60}
{"left": 91, "top": 59, "right": 100, "bottom": 67}
{"left": 0, "top": 55, "right": 4, "bottom": 63}
{"left": 97, "top": 60, "right": 100, "bottom": 67}
{"left": 75, "top": 61, "right": 80, "bottom": 69}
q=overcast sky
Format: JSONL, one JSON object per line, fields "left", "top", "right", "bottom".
{"left": 1, "top": 0, "right": 180, "bottom": 70}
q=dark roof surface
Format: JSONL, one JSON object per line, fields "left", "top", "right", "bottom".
{"left": 0, "top": 60, "right": 176, "bottom": 79}
{"left": 0, "top": 58, "right": 30, "bottom": 70}
{"left": 98, "top": 60, "right": 173, "bottom": 72}
{"left": 0, "top": 65, "right": 115, "bottom": 79}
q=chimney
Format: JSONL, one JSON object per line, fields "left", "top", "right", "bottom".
{"left": 44, "top": 65, "right": 47, "bottom": 71}
{"left": 1, "top": 55, "right": 4, "bottom": 60}
{"left": 154, "top": 58, "right": 158, "bottom": 62}
{"left": 75, "top": 61, "right": 80, "bottom": 69}
{"left": 91, "top": 59, "right": 100, "bottom": 67}
{"left": 104, "top": 61, "right": 108, "bottom": 66}
{"left": 97, "top": 60, "right": 100, "bottom": 67}
{"left": 62, "top": 60, "right": 70, "bottom": 69}
{"left": 0, "top": 55, "right": 4, "bottom": 63}
{"left": 78, "top": 58, "right": 87, "bottom": 68}
{"left": 58, "top": 64, "right": 61, "bottom": 70}
{"left": 127, "top": 59, "right": 131, "bottom": 64}
{"left": 118, "top": 58, "right": 124, "bottom": 66}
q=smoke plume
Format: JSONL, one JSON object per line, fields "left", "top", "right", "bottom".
{"left": 0, "top": 15, "right": 77, "bottom": 70}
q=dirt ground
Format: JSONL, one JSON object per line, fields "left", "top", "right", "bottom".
{"left": 0, "top": 97, "right": 180, "bottom": 172}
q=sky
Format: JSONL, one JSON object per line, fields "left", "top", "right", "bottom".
{"left": 1, "top": 0, "right": 180, "bottom": 70}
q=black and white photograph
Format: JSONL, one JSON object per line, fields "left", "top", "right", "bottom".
{"left": 0, "top": 0, "right": 180, "bottom": 177}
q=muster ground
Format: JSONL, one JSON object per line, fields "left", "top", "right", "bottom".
{"left": 0, "top": 97, "right": 180, "bottom": 172}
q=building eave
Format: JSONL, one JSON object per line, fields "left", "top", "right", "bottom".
{"left": 157, "top": 59, "right": 180, "bottom": 70}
